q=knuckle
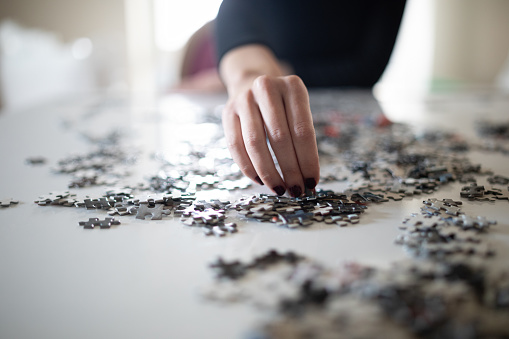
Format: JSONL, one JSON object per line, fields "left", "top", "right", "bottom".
{"left": 253, "top": 75, "right": 275, "bottom": 93}
{"left": 293, "top": 121, "right": 315, "bottom": 140}
{"left": 284, "top": 75, "right": 304, "bottom": 89}
{"left": 244, "top": 133, "right": 265, "bottom": 149}
{"left": 268, "top": 128, "right": 290, "bottom": 144}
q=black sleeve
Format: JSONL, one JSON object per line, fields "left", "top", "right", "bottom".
{"left": 215, "top": 0, "right": 272, "bottom": 64}
{"left": 215, "top": 0, "right": 406, "bottom": 87}
{"left": 292, "top": 2, "right": 406, "bottom": 87}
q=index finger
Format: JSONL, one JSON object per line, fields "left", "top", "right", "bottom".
{"left": 281, "top": 76, "right": 320, "bottom": 190}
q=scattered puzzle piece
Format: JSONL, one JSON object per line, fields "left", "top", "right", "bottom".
{"left": 135, "top": 204, "right": 172, "bottom": 220}
{"left": 35, "top": 191, "right": 76, "bottom": 206}
{"left": 79, "top": 217, "right": 120, "bottom": 229}
{"left": 452, "top": 214, "right": 497, "bottom": 231}
{"left": 423, "top": 198, "right": 462, "bottom": 216}
{"left": 0, "top": 198, "right": 19, "bottom": 208}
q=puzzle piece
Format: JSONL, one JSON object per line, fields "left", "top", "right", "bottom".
{"left": 190, "top": 208, "right": 226, "bottom": 225}
{"left": 25, "top": 156, "right": 46, "bottom": 165}
{"left": 486, "top": 187, "right": 509, "bottom": 201}
{"left": 107, "top": 202, "right": 138, "bottom": 216}
{"left": 56, "top": 197, "right": 79, "bottom": 207}
{"left": 224, "top": 222, "right": 238, "bottom": 233}
{"left": 68, "top": 176, "right": 99, "bottom": 188}
{"left": 351, "top": 191, "right": 388, "bottom": 203}
{"left": 312, "top": 205, "right": 333, "bottom": 216}
{"left": 212, "top": 226, "right": 226, "bottom": 237}
{"left": 452, "top": 214, "right": 497, "bottom": 231}
{"left": 201, "top": 222, "right": 238, "bottom": 236}
{"left": 0, "top": 198, "right": 19, "bottom": 208}
{"left": 402, "top": 214, "right": 445, "bottom": 230}
{"left": 382, "top": 191, "right": 405, "bottom": 201}
{"left": 325, "top": 214, "right": 359, "bottom": 227}
{"left": 135, "top": 204, "right": 172, "bottom": 220}
{"left": 175, "top": 204, "right": 198, "bottom": 217}
{"left": 387, "top": 182, "right": 422, "bottom": 196}
{"left": 194, "top": 199, "right": 230, "bottom": 211}
{"left": 210, "top": 258, "right": 246, "bottom": 280}
{"left": 79, "top": 217, "right": 120, "bottom": 229}
{"left": 460, "top": 183, "right": 486, "bottom": 200}
{"left": 423, "top": 198, "right": 462, "bottom": 216}
{"left": 75, "top": 198, "right": 115, "bottom": 210}
{"left": 488, "top": 175, "right": 509, "bottom": 185}
{"left": 104, "top": 187, "right": 134, "bottom": 198}
{"left": 277, "top": 210, "right": 314, "bottom": 227}
{"left": 437, "top": 225, "right": 480, "bottom": 243}
{"left": 129, "top": 194, "right": 165, "bottom": 206}
{"left": 275, "top": 205, "right": 302, "bottom": 213}
{"left": 35, "top": 191, "right": 76, "bottom": 206}
{"left": 250, "top": 203, "right": 274, "bottom": 213}
{"left": 457, "top": 242, "right": 494, "bottom": 257}
{"left": 442, "top": 199, "right": 462, "bottom": 207}
{"left": 334, "top": 203, "right": 366, "bottom": 214}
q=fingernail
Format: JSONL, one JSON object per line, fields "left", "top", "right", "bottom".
{"left": 289, "top": 185, "right": 302, "bottom": 198}
{"left": 273, "top": 185, "right": 286, "bottom": 196}
{"left": 304, "top": 178, "right": 317, "bottom": 189}
{"left": 254, "top": 176, "right": 264, "bottom": 185}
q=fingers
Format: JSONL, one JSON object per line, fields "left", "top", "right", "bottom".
{"left": 223, "top": 98, "right": 286, "bottom": 194}
{"left": 235, "top": 90, "right": 287, "bottom": 195}
{"left": 222, "top": 74, "right": 320, "bottom": 197}
{"left": 281, "top": 76, "right": 320, "bottom": 190}
{"left": 252, "top": 75, "right": 304, "bottom": 197}
{"left": 222, "top": 106, "right": 260, "bottom": 184}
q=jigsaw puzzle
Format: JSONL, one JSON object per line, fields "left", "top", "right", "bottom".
{"left": 25, "top": 96, "right": 509, "bottom": 338}
{"left": 0, "top": 198, "right": 19, "bottom": 208}
{"left": 79, "top": 217, "right": 120, "bottom": 229}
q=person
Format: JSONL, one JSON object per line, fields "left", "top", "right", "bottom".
{"left": 215, "top": 0, "right": 406, "bottom": 197}
{"left": 174, "top": 20, "right": 225, "bottom": 92}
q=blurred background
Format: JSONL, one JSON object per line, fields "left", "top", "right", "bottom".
{"left": 0, "top": 0, "right": 508, "bottom": 112}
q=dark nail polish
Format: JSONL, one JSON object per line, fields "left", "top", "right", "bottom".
{"left": 304, "top": 178, "right": 317, "bottom": 189}
{"left": 254, "top": 176, "right": 264, "bottom": 185}
{"left": 289, "top": 185, "right": 302, "bottom": 198}
{"left": 273, "top": 185, "right": 286, "bottom": 196}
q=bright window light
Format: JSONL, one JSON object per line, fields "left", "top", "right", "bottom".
{"left": 154, "top": 0, "right": 223, "bottom": 51}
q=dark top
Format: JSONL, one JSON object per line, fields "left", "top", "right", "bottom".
{"left": 215, "top": 0, "right": 406, "bottom": 87}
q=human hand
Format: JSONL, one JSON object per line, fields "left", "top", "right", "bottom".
{"left": 222, "top": 74, "right": 319, "bottom": 197}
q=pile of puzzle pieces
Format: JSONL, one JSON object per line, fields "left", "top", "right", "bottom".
{"left": 204, "top": 226, "right": 509, "bottom": 338}
{"left": 398, "top": 197, "right": 497, "bottom": 258}
{"left": 16, "top": 97, "right": 509, "bottom": 338}
{"left": 28, "top": 115, "right": 509, "bottom": 240}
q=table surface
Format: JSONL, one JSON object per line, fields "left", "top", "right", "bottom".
{"left": 1, "top": 89, "right": 508, "bottom": 339}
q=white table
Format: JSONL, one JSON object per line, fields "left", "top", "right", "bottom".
{"left": 1, "top": 90, "right": 508, "bottom": 339}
